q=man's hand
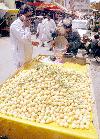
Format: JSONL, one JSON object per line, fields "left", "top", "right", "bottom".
{"left": 20, "top": 15, "right": 31, "bottom": 27}
{"left": 36, "top": 33, "right": 39, "bottom": 38}
{"left": 51, "top": 40, "right": 55, "bottom": 48}
{"left": 32, "top": 41, "right": 39, "bottom": 46}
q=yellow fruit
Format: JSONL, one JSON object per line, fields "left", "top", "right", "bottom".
{"left": 0, "top": 63, "right": 93, "bottom": 129}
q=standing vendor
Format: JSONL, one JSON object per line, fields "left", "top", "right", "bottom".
{"left": 10, "top": 6, "right": 33, "bottom": 69}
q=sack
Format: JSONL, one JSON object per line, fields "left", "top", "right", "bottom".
{"left": 57, "top": 26, "right": 66, "bottom": 36}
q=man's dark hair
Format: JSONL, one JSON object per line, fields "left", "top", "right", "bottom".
{"left": 19, "top": 6, "right": 32, "bottom": 15}
{"left": 63, "top": 24, "right": 72, "bottom": 29}
{"left": 94, "top": 34, "right": 99, "bottom": 40}
{"left": 47, "top": 13, "right": 51, "bottom": 18}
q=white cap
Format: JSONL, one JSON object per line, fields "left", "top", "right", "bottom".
{"left": 37, "top": 16, "right": 43, "bottom": 19}
{"left": 63, "top": 18, "right": 71, "bottom": 26}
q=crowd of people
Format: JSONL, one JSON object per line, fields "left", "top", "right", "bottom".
{"left": 36, "top": 13, "right": 100, "bottom": 57}
{"left": 10, "top": 5, "right": 100, "bottom": 69}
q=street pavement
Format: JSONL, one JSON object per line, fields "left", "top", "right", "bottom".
{"left": 0, "top": 37, "right": 100, "bottom": 136}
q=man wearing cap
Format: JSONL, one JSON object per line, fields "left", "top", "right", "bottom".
{"left": 10, "top": 6, "right": 33, "bottom": 69}
{"left": 63, "top": 19, "right": 81, "bottom": 55}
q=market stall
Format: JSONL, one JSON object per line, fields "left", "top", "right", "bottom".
{"left": 0, "top": 56, "right": 99, "bottom": 139}
{"left": 36, "top": 4, "right": 62, "bottom": 12}
{"left": 27, "top": 2, "right": 43, "bottom": 7}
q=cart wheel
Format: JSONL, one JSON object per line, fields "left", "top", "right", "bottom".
{"left": 0, "top": 136, "right": 8, "bottom": 139}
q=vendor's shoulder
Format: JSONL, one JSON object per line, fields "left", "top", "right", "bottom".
{"left": 11, "top": 18, "right": 20, "bottom": 26}
{"left": 10, "top": 18, "right": 22, "bottom": 30}
{"left": 42, "top": 18, "right": 48, "bottom": 24}
{"left": 51, "top": 19, "right": 54, "bottom": 21}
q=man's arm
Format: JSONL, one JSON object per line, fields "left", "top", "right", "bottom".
{"left": 51, "top": 19, "right": 56, "bottom": 32}
{"left": 74, "top": 31, "right": 81, "bottom": 42}
{"left": 10, "top": 23, "right": 31, "bottom": 44}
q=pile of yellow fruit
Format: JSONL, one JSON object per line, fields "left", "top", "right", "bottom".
{"left": 0, "top": 63, "right": 93, "bottom": 129}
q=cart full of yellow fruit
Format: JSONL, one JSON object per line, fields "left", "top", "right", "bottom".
{"left": 0, "top": 58, "right": 99, "bottom": 139}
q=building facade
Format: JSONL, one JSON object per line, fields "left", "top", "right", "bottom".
{"left": 74, "top": 0, "right": 90, "bottom": 12}
{"left": 53, "top": 0, "right": 90, "bottom": 12}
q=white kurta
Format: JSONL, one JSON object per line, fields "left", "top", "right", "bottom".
{"left": 42, "top": 18, "right": 56, "bottom": 42}
{"left": 37, "top": 23, "right": 48, "bottom": 43}
{"left": 10, "top": 18, "right": 33, "bottom": 68}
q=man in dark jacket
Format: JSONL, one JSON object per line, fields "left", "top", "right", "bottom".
{"left": 64, "top": 23, "right": 81, "bottom": 55}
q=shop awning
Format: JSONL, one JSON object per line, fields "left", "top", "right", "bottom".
{"left": 27, "top": 2, "right": 43, "bottom": 7}
{"left": 36, "top": 2, "right": 63, "bottom": 11}
{"left": 36, "top": 2, "right": 56, "bottom": 9}
{"left": 27, "top": 2, "right": 69, "bottom": 13}
{"left": 27, "top": 2, "right": 65, "bottom": 12}
{"left": 47, "top": 8, "right": 63, "bottom": 12}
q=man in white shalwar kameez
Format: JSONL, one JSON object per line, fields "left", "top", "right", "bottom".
{"left": 10, "top": 7, "right": 33, "bottom": 69}
{"left": 42, "top": 14, "right": 56, "bottom": 43}
{"left": 36, "top": 17, "right": 48, "bottom": 46}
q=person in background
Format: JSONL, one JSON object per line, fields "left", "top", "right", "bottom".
{"left": 15, "top": 0, "right": 21, "bottom": 9}
{"left": 34, "top": 17, "right": 40, "bottom": 33}
{"left": 42, "top": 14, "right": 56, "bottom": 43}
{"left": 92, "top": 36, "right": 100, "bottom": 58}
{"left": 79, "top": 34, "right": 91, "bottom": 54}
{"left": 15, "top": 0, "right": 24, "bottom": 9}
{"left": 90, "top": 34, "right": 100, "bottom": 54}
{"left": 57, "top": 17, "right": 63, "bottom": 26}
{"left": 10, "top": 6, "right": 33, "bottom": 69}
{"left": 36, "top": 16, "right": 46, "bottom": 46}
